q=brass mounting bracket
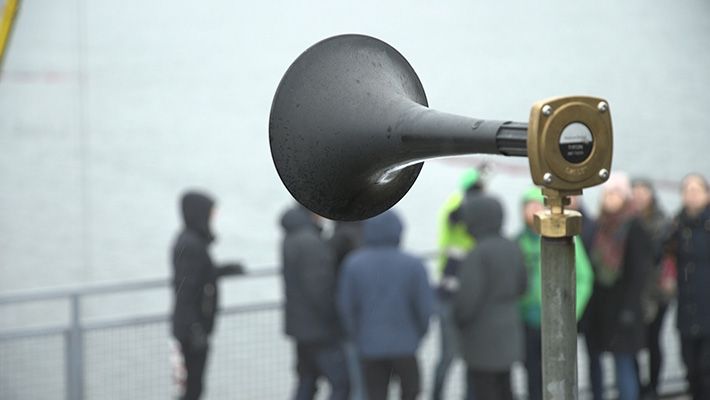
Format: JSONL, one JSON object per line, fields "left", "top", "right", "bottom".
{"left": 533, "top": 188, "right": 582, "bottom": 238}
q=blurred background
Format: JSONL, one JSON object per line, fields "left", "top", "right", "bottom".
{"left": 1, "top": 0, "right": 708, "bottom": 398}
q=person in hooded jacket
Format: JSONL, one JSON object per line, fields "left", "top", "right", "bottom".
{"left": 171, "top": 190, "right": 245, "bottom": 400}
{"left": 281, "top": 204, "right": 350, "bottom": 400}
{"left": 432, "top": 168, "right": 483, "bottom": 400}
{"left": 665, "top": 173, "right": 710, "bottom": 400}
{"left": 453, "top": 195, "right": 527, "bottom": 400}
{"left": 338, "top": 210, "right": 434, "bottom": 400}
{"left": 586, "top": 173, "right": 652, "bottom": 400}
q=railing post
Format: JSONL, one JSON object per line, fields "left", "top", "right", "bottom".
{"left": 66, "top": 294, "right": 84, "bottom": 400}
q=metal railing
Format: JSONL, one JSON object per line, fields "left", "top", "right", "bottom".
{"left": 0, "top": 264, "right": 689, "bottom": 400}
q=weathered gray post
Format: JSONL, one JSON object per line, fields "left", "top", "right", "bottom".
{"left": 541, "top": 236, "right": 578, "bottom": 399}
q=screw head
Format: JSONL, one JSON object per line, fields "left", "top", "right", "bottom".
{"left": 542, "top": 105, "right": 553, "bottom": 116}
{"left": 597, "top": 101, "right": 608, "bottom": 113}
{"left": 599, "top": 169, "right": 609, "bottom": 180}
{"left": 543, "top": 172, "right": 553, "bottom": 184}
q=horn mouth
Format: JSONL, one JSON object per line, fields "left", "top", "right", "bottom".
{"left": 269, "top": 34, "right": 428, "bottom": 221}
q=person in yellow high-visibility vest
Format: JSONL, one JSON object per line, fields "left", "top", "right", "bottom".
{"left": 431, "top": 168, "right": 483, "bottom": 400}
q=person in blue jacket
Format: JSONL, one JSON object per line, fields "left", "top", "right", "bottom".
{"left": 337, "top": 210, "right": 434, "bottom": 400}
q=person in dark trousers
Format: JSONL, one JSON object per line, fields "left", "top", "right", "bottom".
{"left": 338, "top": 210, "right": 434, "bottom": 400}
{"left": 665, "top": 173, "right": 710, "bottom": 400}
{"left": 281, "top": 204, "right": 350, "bottom": 400}
{"left": 632, "top": 178, "right": 675, "bottom": 399}
{"left": 170, "top": 190, "right": 245, "bottom": 400}
{"left": 432, "top": 168, "right": 483, "bottom": 400}
{"left": 453, "top": 195, "right": 527, "bottom": 400}
{"left": 586, "top": 173, "right": 652, "bottom": 400}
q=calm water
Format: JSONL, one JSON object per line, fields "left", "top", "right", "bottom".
{"left": 1, "top": 0, "right": 709, "bottom": 298}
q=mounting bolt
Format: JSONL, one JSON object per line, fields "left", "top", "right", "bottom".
{"left": 597, "top": 101, "right": 608, "bottom": 113}
{"left": 542, "top": 105, "right": 553, "bottom": 116}
{"left": 543, "top": 172, "right": 553, "bottom": 185}
{"left": 599, "top": 169, "right": 609, "bottom": 180}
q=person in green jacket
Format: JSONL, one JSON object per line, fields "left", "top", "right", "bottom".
{"left": 431, "top": 168, "right": 483, "bottom": 400}
{"left": 518, "top": 187, "right": 594, "bottom": 400}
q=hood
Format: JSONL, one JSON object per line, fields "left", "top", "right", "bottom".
{"left": 181, "top": 191, "right": 215, "bottom": 241}
{"left": 363, "top": 210, "right": 403, "bottom": 247}
{"left": 461, "top": 195, "right": 503, "bottom": 239}
{"left": 280, "top": 205, "right": 316, "bottom": 234}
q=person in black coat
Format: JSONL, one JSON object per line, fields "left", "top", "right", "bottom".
{"left": 632, "top": 178, "right": 674, "bottom": 398}
{"left": 666, "top": 173, "right": 710, "bottom": 400}
{"left": 170, "top": 191, "right": 244, "bottom": 400}
{"left": 585, "top": 174, "right": 652, "bottom": 400}
{"left": 281, "top": 204, "right": 349, "bottom": 400}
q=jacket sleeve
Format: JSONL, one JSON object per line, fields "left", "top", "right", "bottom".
{"left": 453, "top": 251, "right": 486, "bottom": 329}
{"left": 574, "top": 236, "right": 594, "bottom": 321}
{"left": 298, "top": 235, "right": 338, "bottom": 321}
{"left": 413, "top": 260, "right": 435, "bottom": 337}
{"left": 173, "top": 241, "right": 209, "bottom": 330}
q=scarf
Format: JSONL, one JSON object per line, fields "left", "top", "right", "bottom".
{"left": 591, "top": 203, "right": 635, "bottom": 287}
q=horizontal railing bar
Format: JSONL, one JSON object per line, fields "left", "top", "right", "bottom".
{"left": 80, "top": 302, "right": 283, "bottom": 332}
{"left": 0, "top": 302, "right": 283, "bottom": 339}
{"left": 221, "top": 302, "right": 282, "bottom": 315}
{"left": 82, "top": 313, "right": 170, "bottom": 331}
{"left": 0, "top": 325, "right": 67, "bottom": 340}
{"left": 0, "top": 267, "right": 285, "bottom": 305}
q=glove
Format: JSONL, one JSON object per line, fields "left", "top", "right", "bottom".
{"left": 618, "top": 309, "right": 636, "bottom": 327}
{"left": 219, "top": 262, "right": 245, "bottom": 276}
{"left": 189, "top": 324, "right": 209, "bottom": 351}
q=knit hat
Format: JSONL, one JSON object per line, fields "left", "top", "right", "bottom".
{"left": 522, "top": 186, "right": 545, "bottom": 205}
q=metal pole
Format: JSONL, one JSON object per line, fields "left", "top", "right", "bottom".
{"left": 540, "top": 236, "right": 577, "bottom": 400}
{"left": 67, "top": 294, "right": 85, "bottom": 400}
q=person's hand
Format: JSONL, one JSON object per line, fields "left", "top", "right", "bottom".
{"left": 221, "top": 263, "right": 245, "bottom": 276}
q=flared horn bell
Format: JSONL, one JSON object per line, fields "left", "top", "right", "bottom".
{"left": 269, "top": 34, "right": 527, "bottom": 221}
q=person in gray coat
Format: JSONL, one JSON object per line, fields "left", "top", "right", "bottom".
{"left": 453, "top": 195, "right": 527, "bottom": 400}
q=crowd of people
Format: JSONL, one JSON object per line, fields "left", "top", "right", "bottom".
{"left": 167, "top": 170, "right": 709, "bottom": 400}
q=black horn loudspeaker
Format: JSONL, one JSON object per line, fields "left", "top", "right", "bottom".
{"left": 269, "top": 34, "right": 527, "bottom": 221}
